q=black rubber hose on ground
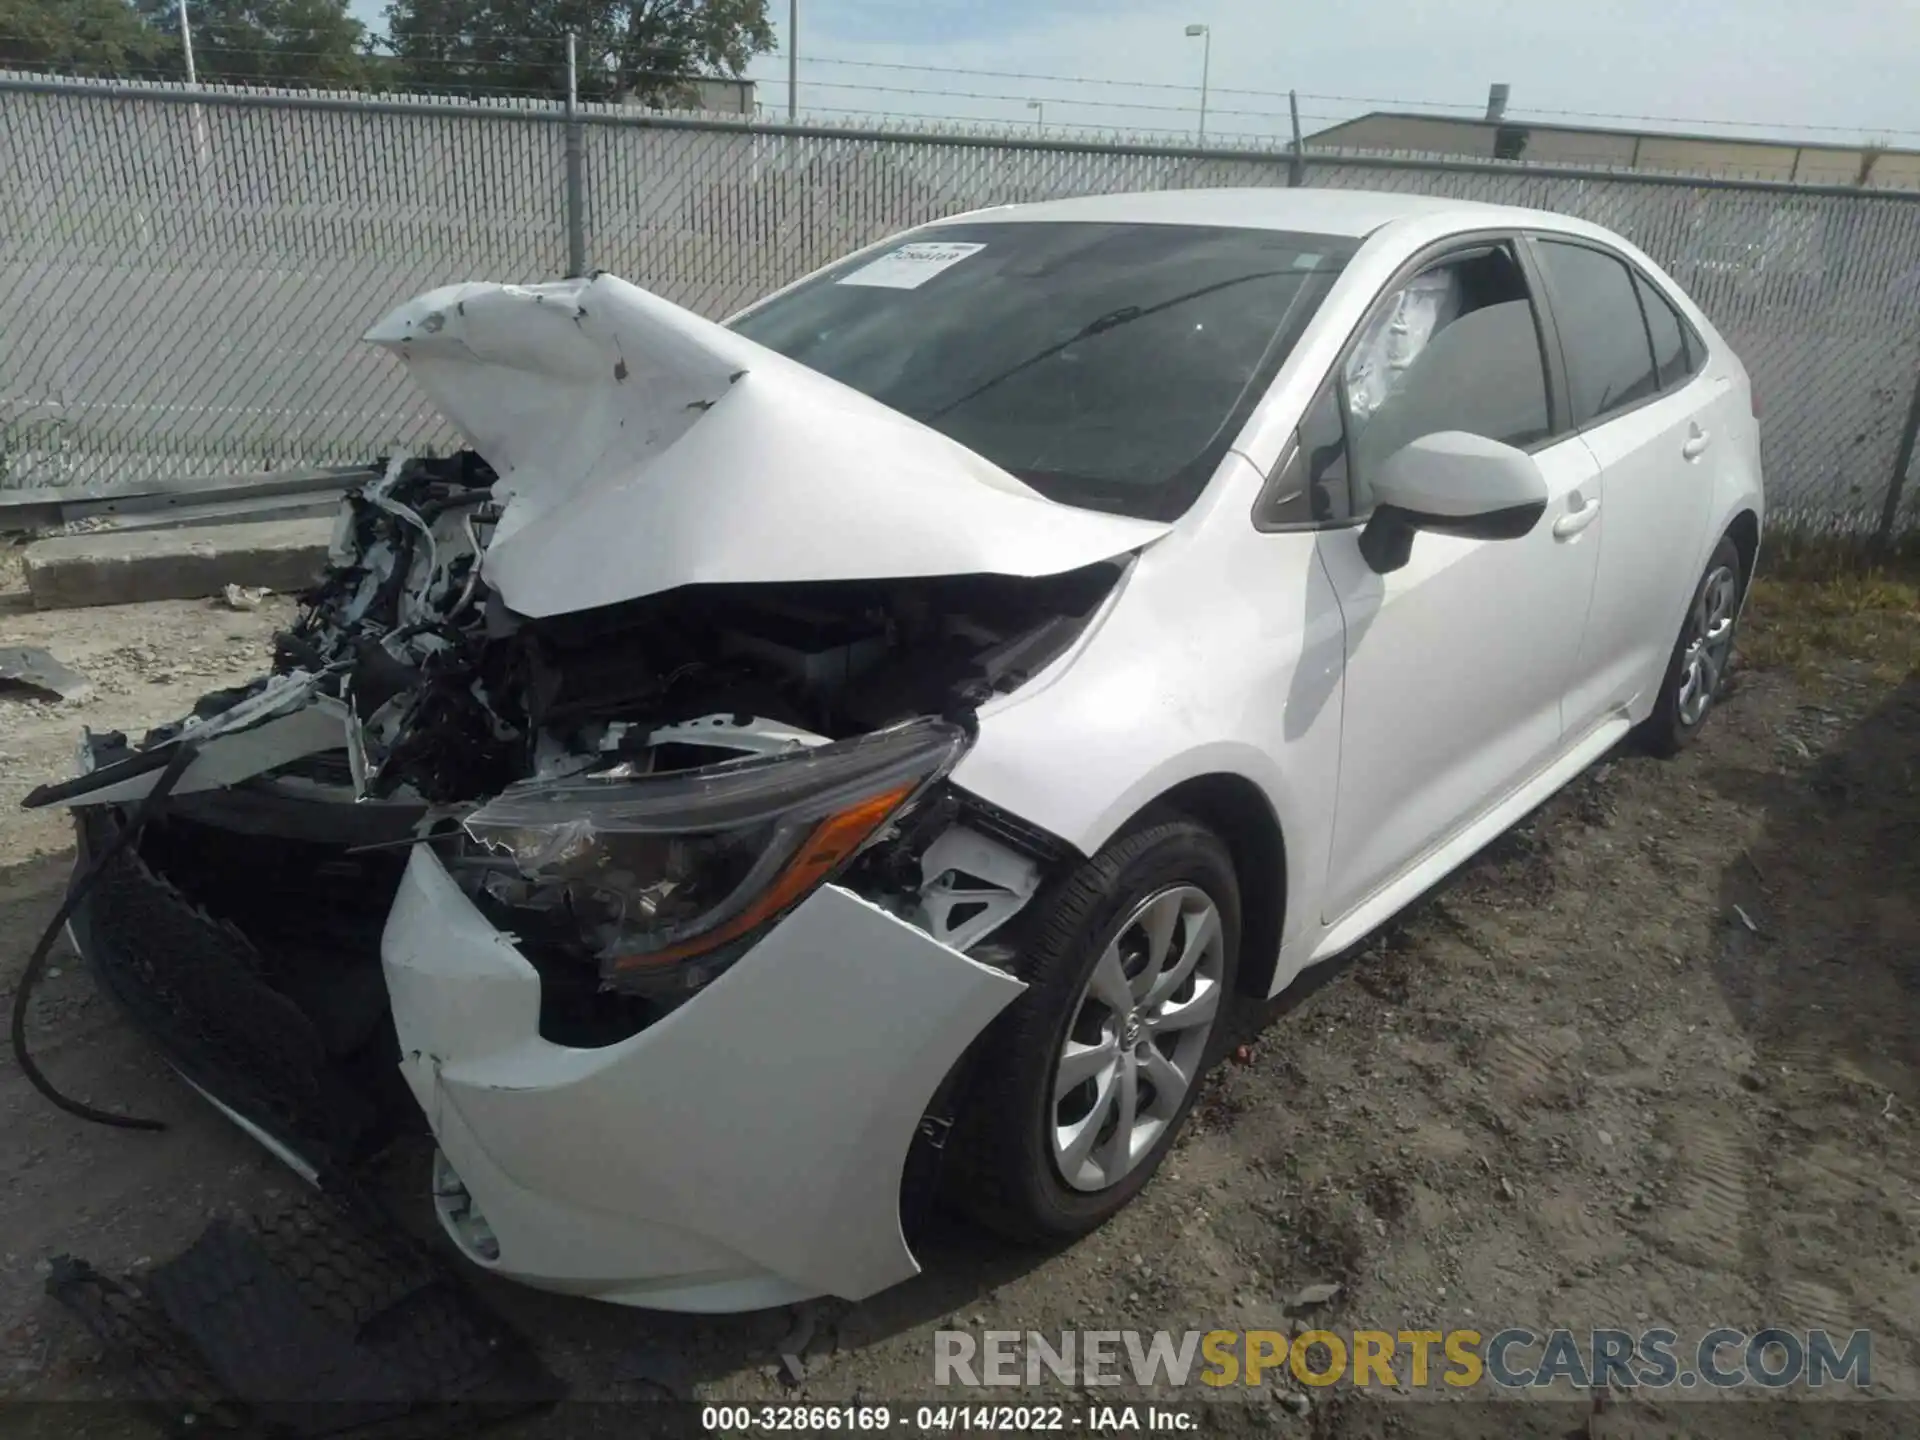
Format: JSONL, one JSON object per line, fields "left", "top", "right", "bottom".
{"left": 10, "top": 741, "right": 200, "bottom": 1132}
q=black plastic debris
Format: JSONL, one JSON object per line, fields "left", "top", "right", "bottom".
{"left": 48, "top": 1193, "right": 562, "bottom": 1440}
{"left": 43, "top": 1257, "right": 243, "bottom": 1436}
{"left": 0, "top": 645, "right": 92, "bottom": 702}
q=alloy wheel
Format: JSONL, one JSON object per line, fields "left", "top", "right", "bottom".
{"left": 1050, "top": 885, "right": 1226, "bottom": 1193}
{"left": 1677, "top": 563, "right": 1739, "bottom": 727}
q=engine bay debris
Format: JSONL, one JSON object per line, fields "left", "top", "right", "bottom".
{"left": 29, "top": 447, "right": 1105, "bottom": 1005}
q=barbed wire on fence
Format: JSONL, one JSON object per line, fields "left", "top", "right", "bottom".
{"left": 19, "top": 35, "right": 1920, "bottom": 147}
{"left": 16, "top": 69, "right": 1898, "bottom": 186}
{"left": 0, "top": 68, "right": 1831, "bottom": 177}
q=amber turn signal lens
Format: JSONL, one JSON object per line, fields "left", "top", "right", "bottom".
{"left": 612, "top": 783, "right": 915, "bottom": 970}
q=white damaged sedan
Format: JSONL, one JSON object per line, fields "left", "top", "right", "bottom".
{"left": 27, "top": 188, "right": 1762, "bottom": 1312}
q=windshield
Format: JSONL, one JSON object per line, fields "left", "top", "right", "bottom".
{"left": 729, "top": 221, "right": 1355, "bottom": 521}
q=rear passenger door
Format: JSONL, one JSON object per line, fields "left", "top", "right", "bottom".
{"left": 1529, "top": 237, "right": 1719, "bottom": 735}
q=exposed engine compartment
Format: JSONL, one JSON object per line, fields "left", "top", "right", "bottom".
{"left": 46, "top": 454, "right": 1114, "bottom": 1049}
{"left": 267, "top": 452, "right": 1122, "bottom": 807}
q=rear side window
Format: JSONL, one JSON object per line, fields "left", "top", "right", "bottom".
{"left": 1634, "top": 271, "right": 1693, "bottom": 391}
{"left": 1535, "top": 240, "right": 1659, "bottom": 426}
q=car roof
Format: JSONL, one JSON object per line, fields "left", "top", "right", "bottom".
{"left": 935, "top": 187, "right": 1577, "bottom": 241}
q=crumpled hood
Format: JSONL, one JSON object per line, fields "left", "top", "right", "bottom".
{"left": 366, "top": 275, "right": 1170, "bottom": 619}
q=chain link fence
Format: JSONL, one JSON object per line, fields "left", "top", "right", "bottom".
{"left": 5, "top": 75, "right": 1919, "bottom": 538}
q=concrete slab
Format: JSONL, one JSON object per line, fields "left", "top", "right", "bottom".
{"left": 22, "top": 518, "right": 332, "bottom": 610}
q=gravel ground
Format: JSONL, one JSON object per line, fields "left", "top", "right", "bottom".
{"left": 0, "top": 537, "right": 1914, "bottom": 1437}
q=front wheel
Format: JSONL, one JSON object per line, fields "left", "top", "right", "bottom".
{"left": 1637, "top": 534, "right": 1744, "bottom": 756}
{"left": 944, "top": 815, "right": 1241, "bottom": 1242}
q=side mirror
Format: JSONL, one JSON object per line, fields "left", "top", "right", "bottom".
{"left": 1358, "top": 430, "right": 1550, "bottom": 574}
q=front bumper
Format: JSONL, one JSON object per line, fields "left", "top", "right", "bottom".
{"left": 68, "top": 809, "right": 393, "bottom": 1168}
{"left": 69, "top": 805, "right": 1025, "bottom": 1312}
{"left": 381, "top": 846, "right": 1024, "bottom": 1311}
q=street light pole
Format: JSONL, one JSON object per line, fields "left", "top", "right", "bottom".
{"left": 178, "top": 0, "right": 198, "bottom": 84}
{"left": 788, "top": 0, "right": 797, "bottom": 120}
{"left": 1184, "top": 23, "right": 1211, "bottom": 142}
{"left": 1027, "top": 99, "right": 1043, "bottom": 130}
{"left": 178, "top": 0, "right": 209, "bottom": 172}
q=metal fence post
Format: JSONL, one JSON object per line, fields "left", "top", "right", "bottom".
{"left": 1287, "top": 90, "right": 1305, "bottom": 187}
{"left": 564, "top": 32, "right": 587, "bottom": 278}
{"left": 1880, "top": 360, "right": 1920, "bottom": 548}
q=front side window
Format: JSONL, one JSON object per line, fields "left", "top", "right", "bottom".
{"left": 730, "top": 221, "right": 1355, "bottom": 521}
{"left": 1340, "top": 244, "right": 1553, "bottom": 489}
{"left": 1535, "top": 239, "right": 1660, "bottom": 425}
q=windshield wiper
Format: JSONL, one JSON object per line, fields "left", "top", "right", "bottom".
{"left": 923, "top": 269, "right": 1298, "bottom": 421}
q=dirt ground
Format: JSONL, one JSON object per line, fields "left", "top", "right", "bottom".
{"left": 0, "top": 536, "right": 1915, "bottom": 1437}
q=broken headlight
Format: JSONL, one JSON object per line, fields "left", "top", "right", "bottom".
{"left": 460, "top": 717, "right": 969, "bottom": 995}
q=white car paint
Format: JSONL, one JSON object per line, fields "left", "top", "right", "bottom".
{"left": 51, "top": 189, "right": 1762, "bottom": 1312}
{"left": 1569, "top": 373, "right": 1743, "bottom": 732}
{"left": 954, "top": 191, "right": 1761, "bottom": 1000}
{"left": 366, "top": 276, "right": 1167, "bottom": 619}
{"left": 381, "top": 190, "right": 1759, "bottom": 1304}
{"left": 383, "top": 845, "right": 1025, "bottom": 1310}
{"left": 1313, "top": 429, "right": 1603, "bottom": 923}
{"left": 58, "top": 676, "right": 346, "bottom": 806}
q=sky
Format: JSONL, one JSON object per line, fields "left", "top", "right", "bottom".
{"left": 347, "top": 0, "right": 1920, "bottom": 149}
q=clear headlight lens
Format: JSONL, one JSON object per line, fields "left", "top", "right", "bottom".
{"left": 460, "top": 717, "right": 969, "bottom": 993}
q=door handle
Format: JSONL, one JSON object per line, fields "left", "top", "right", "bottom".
{"left": 1552, "top": 495, "right": 1600, "bottom": 539}
{"left": 1682, "top": 429, "right": 1712, "bottom": 460}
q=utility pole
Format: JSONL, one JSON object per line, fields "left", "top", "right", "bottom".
{"left": 1288, "top": 89, "right": 1305, "bottom": 185}
{"left": 788, "top": 0, "right": 798, "bottom": 120}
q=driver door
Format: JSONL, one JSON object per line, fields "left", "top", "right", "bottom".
{"left": 1316, "top": 238, "right": 1604, "bottom": 923}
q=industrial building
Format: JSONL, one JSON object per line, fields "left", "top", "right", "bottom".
{"left": 1308, "top": 87, "right": 1920, "bottom": 188}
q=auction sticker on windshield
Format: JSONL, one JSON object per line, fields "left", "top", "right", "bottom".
{"left": 838, "top": 242, "right": 987, "bottom": 289}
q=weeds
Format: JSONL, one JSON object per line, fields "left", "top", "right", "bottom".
{"left": 1741, "top": 542, "right": 1920, "bottom": 681}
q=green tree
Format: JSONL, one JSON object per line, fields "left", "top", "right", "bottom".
{"left": 135, "top": 0, "right": 369, "bottom": 87}
{"left": 0, "top": 0, "right": 171, "bottom": 76}
{"left": 380, "top": 0, "right": 773, "bottom": 102}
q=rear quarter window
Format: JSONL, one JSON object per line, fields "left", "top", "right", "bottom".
{"left": 1633, "top": 271, "right": 1696, "bottom": 391}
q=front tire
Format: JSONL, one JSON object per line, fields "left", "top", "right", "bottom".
{"left": 1637, "top": 533, "right": 1745, "bottom": 756}
{"left": 945, "top": 815, "right": 1241, "bottom": 1243}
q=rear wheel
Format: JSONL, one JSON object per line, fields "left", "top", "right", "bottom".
{"left": 945, "top": 815, "right": 1241, "bottom": 1242}
{"left": 1637, "top": 534, "right": 1744, "bottom": 756}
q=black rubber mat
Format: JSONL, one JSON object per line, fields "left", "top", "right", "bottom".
{"left": 48, "top": 1194, "right": 561, "bottom": 1440}
{"left": 147, "top": 1221, "right": 414, "bottom": 1431}
{"left": 44, "top": 1257, "right": 245, "bottom": 1438}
